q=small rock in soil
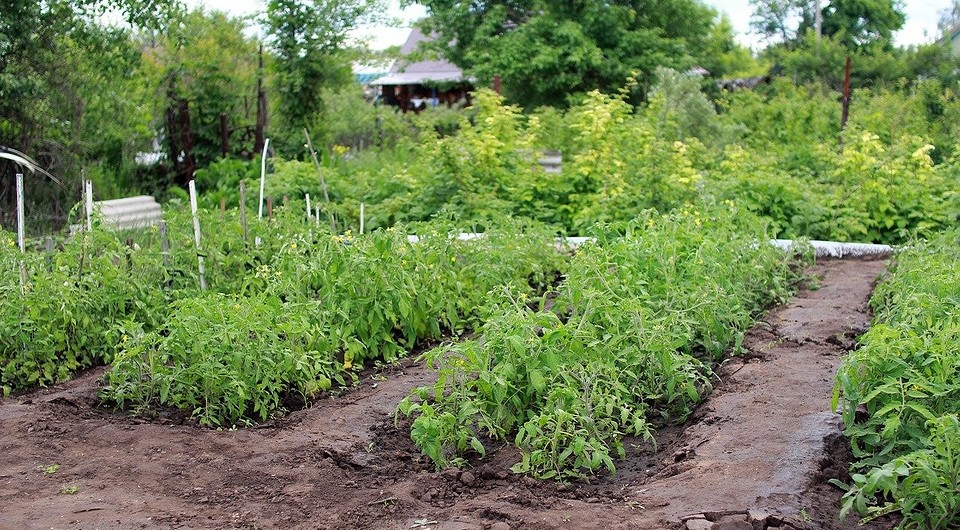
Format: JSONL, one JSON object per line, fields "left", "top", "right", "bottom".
{"left": 748, "top": 510, "right": 770, "bottom": 530}
{"left": 685, "top": 519, "right": 714, "bottom": 530}
{"left": 714, "top": 515, "right": 753, "bottom": 530}
{"left": 489, "top": 523, "right": 510, "bottom": 530}
{"left": 440, "top": 468, "right": 461, "bottom": 481}
{"left": 459, "top": 471, "right": 476, "bottom": 486}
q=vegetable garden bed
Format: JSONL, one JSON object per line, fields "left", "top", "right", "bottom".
{"left": 0, "top": 217, "right": 907, "bottom": 529}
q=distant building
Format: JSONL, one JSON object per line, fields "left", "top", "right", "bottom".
{"left": 941, "top": 23, "right": 960, "bottom": 54}
{"left": 372, "top": 28, "right": 474, "bottom": 112}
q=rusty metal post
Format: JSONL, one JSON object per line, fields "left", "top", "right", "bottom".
{"left": 840, "top": 56, "right": 852, "bottom": 134}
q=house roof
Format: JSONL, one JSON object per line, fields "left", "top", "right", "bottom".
{"left": 371, "top": 28, "right": 469, "bottom": 86}
{"left": 936, "top": 22, "right": 960, "bottom": 46}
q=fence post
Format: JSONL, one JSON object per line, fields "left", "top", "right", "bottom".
{"left": 305, "top": 193, "right": 311, "bottom": 222}
{"left": 360, "top": 202, "right": 364, "bottom": 235}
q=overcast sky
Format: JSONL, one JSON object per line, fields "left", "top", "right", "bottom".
{"left": 187, "top": 0, "right": 952, "bottom": 50}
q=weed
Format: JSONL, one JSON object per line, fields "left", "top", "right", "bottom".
{"left": 60, "top": 485, "right": 78, "bottom": 495}
{"left": 38, "top": 464, "right": 60, "bottom": 475}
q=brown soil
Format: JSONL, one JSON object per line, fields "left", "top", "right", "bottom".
{"left": 0, "top": 258, "right": 894, "bottom": 530}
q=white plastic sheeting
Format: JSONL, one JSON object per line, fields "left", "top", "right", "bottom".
{"left": 770, "top": 239, "right": 893, "bottom": 258}
{"left": 405, "top": 233, "right": 894, "bottom": 259}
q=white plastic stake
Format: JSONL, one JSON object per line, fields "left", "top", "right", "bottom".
{"left": 315, "top": 204, "right": 320, "bottom": 225}
{"left": 360, "top": 202, "right": 365, "bottom": 235}
{"left": 305, "top": 193, "right": 311, "bottom": 221}
{"left": 258, "top": 138, "right": 270, "bottom": 220}
{"left": 15, "top": 173, "right": 25, "bottom": 253}
{"left": 84, "top": 179, "right": 93, "bottom": 231}
{"left": 188, "top": 180, "right": 207, "bottom": 291}
{"left": 16, "top": 173, "right": 25, "bottom": 293}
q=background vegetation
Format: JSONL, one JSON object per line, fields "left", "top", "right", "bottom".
{"left": 4, "top": 0, "right": 960, "bottom": 525}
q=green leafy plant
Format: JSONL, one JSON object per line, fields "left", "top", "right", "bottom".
{"left": 400, "top": 205, "right": 802, "bottom": 478}
{"left": 834, "top": 230, "right": 960, "bottom": 528}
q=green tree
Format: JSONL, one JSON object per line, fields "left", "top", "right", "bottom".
{"left": 750, "top": 0, "right": 812, "bottom": 44}
{"left": 142, "top": 9, "right": 260, "bottom": 175}
{"left": 414, "top": 0, "right": 721, "bottom": 108}
{"left": 939, "top": 0, "right": 960, "bottom": 34}
{"left": 700, "top": 15, "right": 764, "bottom": 78}
{"left": 0, "top": 0, "right": 179, "bottom": 230}
{"left": 821, "top": 0, "right": 905, "bottom": 48}
{"left": 264, "top": 0, "right": 384, "bottom": 147}
{"left": 751, "top": 0, "right": 905, "bottom": 49}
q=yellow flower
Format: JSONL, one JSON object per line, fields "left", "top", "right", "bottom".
{"left": 290, "top": 242, "right": 298, "bottom": 249}
{"left": 343, "top": 361, "right": 353, "bottom": 370}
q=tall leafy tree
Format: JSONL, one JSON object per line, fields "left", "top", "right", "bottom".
{"left": 413, "top": 0, "right": 721, "bottom": 108}
{"left": 142, "top": 9, "right": 260, "bottom": 179}
{"left": 749, "top": 0, "right": 812, "bottom": 44}
{"left": 0, "top": 0, "right": 179, "bottom": 230}
{"left": 264, "top": 0, "right": 384, "bottom": 142}
{"left": 750, "top": 0, "right": 905, "bottom": 48}
{"left": 821, "top": 0, "right": 905, "bottom": 48}
{"left": 939, "top": 0, "right": 960, "bottom": 34}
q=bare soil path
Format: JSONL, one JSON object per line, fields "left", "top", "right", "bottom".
{"left": 0, "top": 258, "right": 892, "bottom": 530}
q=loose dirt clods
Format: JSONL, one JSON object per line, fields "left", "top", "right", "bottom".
{"left": 0, "top": 258, "right": 893, "bottom": 529}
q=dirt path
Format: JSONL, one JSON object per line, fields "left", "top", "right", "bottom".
{"left": 0, "top": 258, "right": 891, "bottom": 530}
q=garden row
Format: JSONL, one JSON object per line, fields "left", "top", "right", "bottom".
{"left": 399, "top": 205, "right": 806, "bottom": 478}
{"left": 834, "top": 230, "right": 960, "bottom": 529}
{"left": 0, "top": 207, "right": 565, "bottom": 427}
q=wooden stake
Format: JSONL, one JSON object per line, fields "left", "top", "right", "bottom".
{"left": 303, "top": 128, "right": 336, "bottom": 232}
{"left": 84, "top": 179, "right": 93, "bottom": 231}
{"left": 267, "top": 196, "right": 274, "bottom": 219}
{"left": 239, "top": 181, "right": 248, "bottom": 243}
{"left": 305, "top": 193, "right": 311, "bottom": 221}
{"left": 188, "top": 180, "right": 207, "bottom": 291}
{"left": 125, "top": 237, "right": 134, "bottom": 270}
{"left": 45, "top": 237, "right": 53, "bottom": 272}
{"left": 258, "top": 138, "right": 270, "bottom": 220}
{"left": 360, "top": 202, "right": 365, "bottom": 235}
{"left": 159, "top": 220, "right": 172, "bottom": 290}
{"left": 220, "top": 197, "right": 226, "bottom": 216}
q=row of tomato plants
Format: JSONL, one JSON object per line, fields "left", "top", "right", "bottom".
{"left": 398, "top": 204, "right": 807, "bottom": 478}
{"left": 1, "top": 208, "right": 566, "bottom": 428}
{"left": 834, "top": 230, "right": 960, "bottom": 529}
